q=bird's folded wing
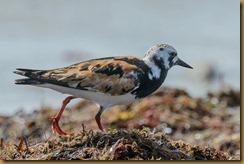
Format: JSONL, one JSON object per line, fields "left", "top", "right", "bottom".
{"left": 15, "top": 57, "right": 143, "bottom": 96}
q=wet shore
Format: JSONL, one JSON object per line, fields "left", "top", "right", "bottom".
{"left": 0, "top": 86, "right": 240, "bottom": 160}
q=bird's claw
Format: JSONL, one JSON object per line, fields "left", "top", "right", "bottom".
{"left": 49, "top": 117, "right": 68, "bottom": 135}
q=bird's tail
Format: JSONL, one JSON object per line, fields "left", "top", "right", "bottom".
{"left": 13, "top": 68, "right": 40, "bottom": 77}
{"left": 15, "top": 78, "right": 45, "bottom": 85}
{"left": 13, "top": 68, "right": 46, "bottom": 85}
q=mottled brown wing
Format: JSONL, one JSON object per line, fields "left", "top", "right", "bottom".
{"left": 40, "top": 56, "right": 143, "bottom": 95}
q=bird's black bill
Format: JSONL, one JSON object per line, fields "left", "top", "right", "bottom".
{"left": 176, "top": 58, "right": 193, "bottom": 69}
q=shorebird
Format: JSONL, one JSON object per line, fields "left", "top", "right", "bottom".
{"left": 14, "top": 44, "right": 193, "bottom": 135}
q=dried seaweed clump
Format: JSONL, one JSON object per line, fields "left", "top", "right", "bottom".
{"left": 0, "top": 127, "right": 230, "bottom": 160}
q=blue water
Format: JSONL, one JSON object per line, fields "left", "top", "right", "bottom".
{"left": 0, "top": 0, "right": 240, "bottom": 115}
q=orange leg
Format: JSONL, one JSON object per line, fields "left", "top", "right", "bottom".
{"left": 49, "top": 96, "right": 74, "bottom": 135}
{"left": 95, "top": 106, "right": 105, "bottom": 131}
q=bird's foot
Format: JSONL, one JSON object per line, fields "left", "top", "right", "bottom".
{"left": 49, "top": 117, "right": 68, "bottom": 135}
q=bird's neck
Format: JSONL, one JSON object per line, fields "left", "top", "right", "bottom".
{"left": 143, "top": 55, "right": 168, "bottom": 80}
{"left": 132, "top": 56, "right": 168, "bottom": 99}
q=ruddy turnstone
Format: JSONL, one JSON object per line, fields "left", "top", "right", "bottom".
{"left": 14, "top": 44, "right": 193, "bottom": 135}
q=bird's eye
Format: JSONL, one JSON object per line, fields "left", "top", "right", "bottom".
{"left": 170, "top": 52, "right": 177, "bottom": 57}
{"left": 159, "top": 48, "right": 164, "bottom": 51}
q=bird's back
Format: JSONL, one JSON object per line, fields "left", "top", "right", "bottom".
{"left": 14, "top": 56, "right": 152, "bottom": 97}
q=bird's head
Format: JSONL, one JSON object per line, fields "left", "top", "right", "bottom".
{"left": 145, "top": 44, "right": 193, "bottom": 70}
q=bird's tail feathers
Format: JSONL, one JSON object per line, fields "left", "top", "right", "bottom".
{"left": 14, "top": 68, "right": 47, "bottom": 85}
{"left": 15, "top": 78, "right": 45, "bottom": 85}
{"left": 13, "top": 68, "right": 41, "bottom": 78}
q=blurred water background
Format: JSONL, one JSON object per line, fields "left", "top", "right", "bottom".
{"left": 0, "top": 0, "right": 239, "bottom": 115}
